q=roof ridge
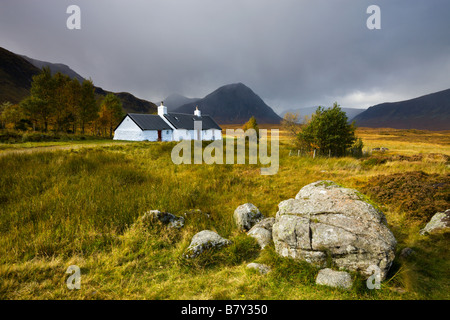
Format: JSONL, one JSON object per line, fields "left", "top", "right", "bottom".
{"left": 167, "top": 112, "right": 213, "bottom": 117}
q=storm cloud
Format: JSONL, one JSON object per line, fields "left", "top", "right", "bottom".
{"left": 1, "top": 0, "right": 450, "bottom": 113}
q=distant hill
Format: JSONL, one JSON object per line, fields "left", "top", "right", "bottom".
{"left": 352, "top": 89, "right": 450, "bottom": 130}
{"left": 174, "top": 83, "right": 282, "bottom": 124}
{"left": 280, "top": 106, "right": 366, "bottom": 123}
{"left": 0, "top": 47, "right": 41, "bottom": 104}
{"left": 94, "top": 87, "right": 157, "bottom": 114}
{"left": 20, "top": 55, "right": 85, "bottom": 83}
{"left": 163, "top": 93, "right": 200, "bottom": 112}
{"left": 0, "top": 47, "right": 157, "bottom": 114}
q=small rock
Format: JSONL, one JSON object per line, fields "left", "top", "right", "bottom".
{"left": 390, "top": 287, "right": 407, "bottom": 294}
{"left": 183, "top": 209, "right": 210, "bottom": 219}
{"left": 234, "top": 203, "right": 264, "bottom": 231}
{"left": 247, "top": 217, "right": 275, "bottom": 249}
{"left": 420, "top": 209, "right": 450, "bottom": 235}
{"left": 142, "top": 210, "right": 185, "bottom": 229}
{"left": 246, "top": 263, "right": 271, "bottom": 275}
{"left": 183, "top": 230, "right": 231, "bottom": 258}
{"left": 316, "top": 268, "right": 353, "bottom": 290}
{"left": 399, "top": 247, "right": 414, "bottom": 259}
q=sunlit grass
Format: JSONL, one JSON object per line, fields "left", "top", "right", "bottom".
{"left": 0, "top": 127, "right": 448, "bottom": 300}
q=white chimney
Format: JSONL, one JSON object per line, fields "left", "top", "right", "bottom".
{"left": 158, "top": 101, "right": 167, "bottom": 116}
{"left": 194, "top": 106, "right": 201, "bottom": 117}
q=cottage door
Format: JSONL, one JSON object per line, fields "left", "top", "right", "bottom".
{"left": 158, "top": 130, "right": 162, "bottom": 141}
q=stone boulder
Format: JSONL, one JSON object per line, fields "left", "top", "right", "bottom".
{"left": 183, "top": 230, "right": 231, "bottom": 258}
{"left": 246, "top": 263, "right": 271, "bottom": 275}
{"left": 399, "top": 247, "right": 414, "bottom": 259}
{"left": 248, "top": 217, "right": 275, "bottom": 249}
{"left": 316, "top": 268, "right": 353, "bottom": 290}
{"left": 142, "top": 210, "right": 185, "bottom": 229}
{"left": 419, "top": 209, "right": 450, "bottom": 235}
{"left": 234, "top": 203, "right": 264, "bottom": 231}
{"left": 272, "top": 181, "right": 397, "bottom": 280}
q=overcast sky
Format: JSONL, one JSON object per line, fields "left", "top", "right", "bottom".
{"left": 1, "top": 0, "right": 450, "bottom": 113}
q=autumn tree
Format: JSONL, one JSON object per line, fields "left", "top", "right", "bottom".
{"left": 0, "top": 102, "right": 24, "bottom": 129}
{"left": 66, "top": 78, "right": 82, "bottom": 133}
{"left": 243, "top": 116, "right": 259, "bottom": 139}
{"left": 281, "top": 112, "right": 302, "bottom": 138}
{"left": 21, "top": 67, "right": 55, "bottom": 132}
{"left": 0, "top": 101, "right": 13, "bottom": 129}
{"left": 98, "top": 93, "right": 123, "bottom": 138}
{"left": 79, "top": 79, "right": 98, "bottom": 134}
{"left": 52, "top": 72, "right": 73, "bottom": 132}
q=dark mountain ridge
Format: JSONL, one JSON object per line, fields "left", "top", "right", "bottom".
{"left": 353, "top": 89, "right": 450, "bottom": 130}
{"left": 0, "top": 47, "right": 41, "bottom": 104}
{"left": 0, "top": 47, "right": 157, "bottom": 114}
{"left": 20, "top": 55, "right": 86, "bottom": 84}
{"left": 174, "top": 82, "right": 282, "bottom": 124}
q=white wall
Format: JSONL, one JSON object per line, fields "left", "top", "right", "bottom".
{"left": 171, "top": 128, "right": 222, "bottom": 141}
{"left": 114, "top": 116, "right": 171, "bottom": 141}
{"left": 114, "top": 116, "right": 143, "bottom": 141}
{"left": 161, "top": 130, "right": 173, "bottom": 141}
{"left": 212, "top": 129, "right": 222, "bottom": 140}
{"left": 173, "top": 129, "right": 191, "bottom": 141}
{"left": 203, "top": 129, "right": 222, "bottom": 141}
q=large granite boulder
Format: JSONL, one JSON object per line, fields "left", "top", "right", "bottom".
{"left": 419, "top": 209, "right": 450, "bottom": 235}
{"left": 183, "top": 230, "right": 231, "bottom": 258}
{"left": 234, "top": 203, "right": 264, "bottom": 231}
{"left": 272, "top": 181, "right": 397, "bottom": 280}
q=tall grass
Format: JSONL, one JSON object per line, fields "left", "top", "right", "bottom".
{"left": 0, "top": 129, "right": 449, "bottom": 299}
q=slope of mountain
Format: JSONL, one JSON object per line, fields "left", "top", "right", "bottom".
{"left": 20, "top": 55, "right": 85, "bottom": 83}
{"left": 280, "top": 106, "right": 366, "bottom": 123}
{"left": 352, "top": 89, "right": 450, "bottom": 130}
{"left": 0, "top": 47, "right": 41, "bottom": 104}
{"left": 163, "top": 93, "right": 200, "bottom": 112}
{"left": 94, "top": 87, "right": 157, "bottom": 114}
{"left": 0, "top": 47, "right": 157, "bottom": 114}
{"left": 174, "top": 83, "right": 282, "bottom": 124}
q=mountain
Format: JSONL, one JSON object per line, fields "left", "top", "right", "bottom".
{"left": 0, "top": 47, "right": 157, "bottom": 114}
{"left": 280, "top": 106, "right": 366, "bottom": 123}
{"left": 352, "top": 89, "right": 450, "bottom": 130}
{"left": 0, "top": 47, "right": 41, "bottom": 104}
{"left": 20, "top": 55, "right": 85, "bottom": 83}
{"left": 163, "top": 93, "right": 200, "bottom": 112}
{"left": 94, "top": 87, "right": 157, "bottom": 114}
{"left": 174, "top": 83, "right": 282, "bottom": 124}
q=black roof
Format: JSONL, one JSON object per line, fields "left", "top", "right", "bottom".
{"left": 123, "top": 113, "right": 172, "bottom": 130}
{"left": 163, "top": 113, "right": 222, "bottom": 130}
{"left": 115, "top": 113, "right": 222, "bottom": 131}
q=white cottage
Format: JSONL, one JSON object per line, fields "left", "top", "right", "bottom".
{"left": 113, "top": 102, "right": 222, "bottom": 141}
